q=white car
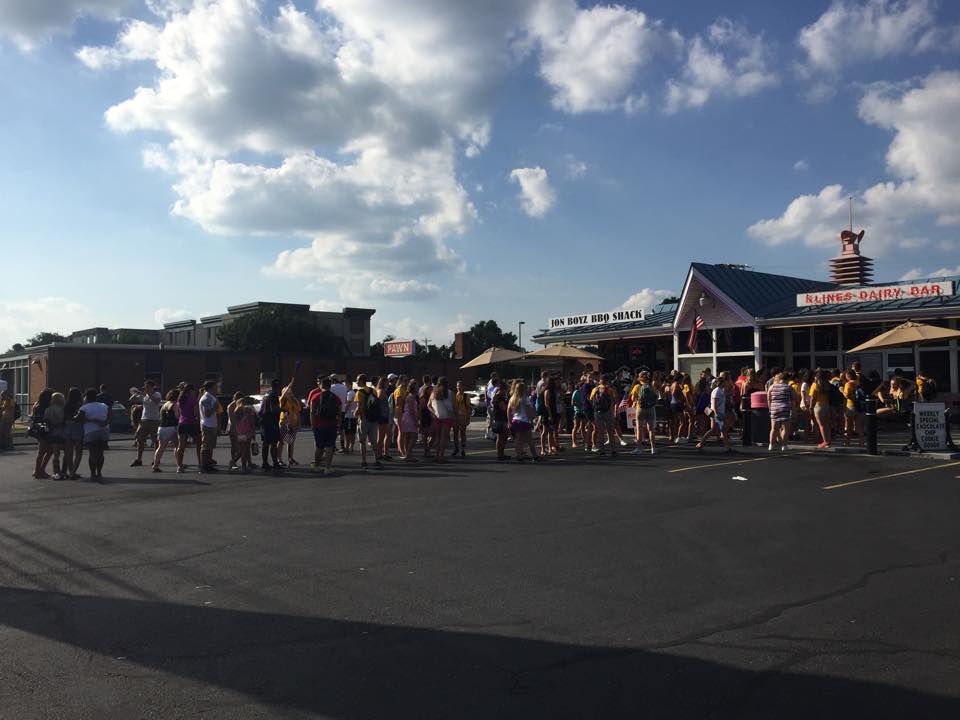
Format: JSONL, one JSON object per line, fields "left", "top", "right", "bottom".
{"left": 466, "top": 390, "right": 486, "bottom": 416}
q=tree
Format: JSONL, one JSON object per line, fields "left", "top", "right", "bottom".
{"left": 660, "top": 296, "right": 680, "bottom": 305}
{"left": 26, "top": 332, "right": 68, "bottom": 346}
{"left": 218, "top": 308, "right": 341, "bottom": 354}
{"left": 467, "top": 320, "right": 518, "bottom": 353}
{"left": 369, "top": 335, "right": 395, "bottom": 357}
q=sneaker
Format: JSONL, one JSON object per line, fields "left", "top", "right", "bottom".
{"left": 781, "top": 445, "right": 789, "bottom": 452}
{"left": 200, "top": 465, "right": 218, "bottom": 473}
{"left": 630, "top": 448, "right": 643, "bottom": 455}
{"left": 591, "top": 448, "right": 601, "bottom": 453}
{"left": 619, "top": 439, "right": 627, "bottom": 447}
{"left": 768, "top": 443, "right": 774, "bottom": 451}
{"left": 152, "top": 466, "right": 162, "bottom": 473}
{"left": 650, "top": 447, "right": 656, "bottom": 455}
{"left": 130, "top": 459, "right": 142, "bottom": 467}
{"left": 673, "top": 437, "right": 681, "bottom": 445}
{"left": 176, "top": 466, "right": 186, "bottom": 474}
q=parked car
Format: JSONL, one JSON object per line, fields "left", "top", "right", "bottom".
{"left": 110, "top": 402, "right": 132, "bottom": 432}
{"left": 466, "top": 390, "right": 486, "bottom": 417}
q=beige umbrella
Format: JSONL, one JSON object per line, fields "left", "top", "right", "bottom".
{"left": 459, "top": 346, "right": 525, "bottom": 369}
{"left": 522, "top": 344, "right": 603, "bottom": 362}
{"left": 846, "top": 320, "right": 960, "bottom": 375}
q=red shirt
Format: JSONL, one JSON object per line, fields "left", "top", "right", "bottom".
{"left": 307, "top": 388, "right": 340, "bottom": 429}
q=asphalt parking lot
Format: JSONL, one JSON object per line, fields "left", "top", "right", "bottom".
{"left": 1, "top": 422, "right": 958, "bottom": 719}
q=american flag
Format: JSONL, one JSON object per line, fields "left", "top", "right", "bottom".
{"left": 686, "top": 312, "right": 704, "bottom": 354}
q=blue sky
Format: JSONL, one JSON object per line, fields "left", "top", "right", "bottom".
{"left": 1, "top": 0, "right": 958, "bottom": 351}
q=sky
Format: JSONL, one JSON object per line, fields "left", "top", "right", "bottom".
{"left": 1, "top": 0, "right": 959, "bottom": 352}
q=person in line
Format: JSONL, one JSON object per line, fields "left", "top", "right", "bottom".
{"left": 570, "top": 377, "right": 587, "bottom": 450}
{"left": 419, "top": 375, "right": 434, "bottom": 458}
{"left": 130, "top": 381, "right": 162, "bottom": 467}
{"left": 278, "top": 374, "right": 302, "bottom": 467}
{"left": 843, "top": 368, "right": 864, "bottom": 447}
{"left": 233, "top": 397, "right": 257, "bottom": 473}
{"left": 31, "top": 389, "right": 54, "bottom": 479}
{"left": 631, "top": 371, "right": 657, "bottom": 455}
{"left": 580, "top": 372, "right": 597, "bottom": 452}
{"left": 342, "top": 382, "right": 357, "bottom": 453}
{"left": 391, "top": 377, "right": 408, "bottom": 458}
{"left": 153, "top": 389, "right": 180, "bottom": 472}
{"left": 0, "top": 390, "right": 17, "bottom": 451}
{"left": 175, "top": 383, "right": 202, "bottom": 473}
{"left": 308, "top": 376, "right": 340, "bottom": 475}
{"left": 490, "top": 378, "right": 509, "bottom": 461}
{"left": 809, "top": 369, "right": 833, "bottom": 448}
{"left": 44, "top": 392, "right": 67, "bottom": 480}
{"left": 680, "top": 373, "right": 697, "bottom": 443}
{"left": 260, "top": 379, "right": 285, "bottom": 470}
{"left": 384, "top": 373, "right": 399, "bottom": 451}
{"left": 589, "top": 375, "right": 618, "bottom": 455}
{"left": 695, "top": 373, "right": 734, "bottom": 453}
{"left": 199, "top": 380, "right": 220, "bottom": 473}
{"left": 329, "top": 374, "right": 349, "bottom": 452}
{"left": 354, "top": 374, "right": 383, "bottom": 469}
{"left": 225, "top": 391, "right": 244, "bottom": 472}
{"left": 62, "top": 387, "right": 84, "bottom": 479}
{"left": 429, "top": 376, "right": 456, "bottom": 463}
{"left": 400, "top": 378, "right": 420, "bottom": 462}
{"left": 375, "top": 377, "right": 392, "bottom": 461}
{"left": 508, "top": 381, "right": 538, "bottom": 462}
{"left": 77, "top": 388, "right": 110, "bottom": 481}
{"left": 766, "top": 372, "right": 793, "bottom": 452}
{"left": 453, "top": 380, "right": 471, "bottom": 458}
{"left": 484, "top": 372, "right": 499, "bottom": 441}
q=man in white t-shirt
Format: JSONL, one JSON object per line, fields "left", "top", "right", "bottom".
{"left": 199, "top": 380, "right": 220, "bottom": 473}
{"left": 329, "top": 375, "right": 348, "bottom": 451}
{"left": 695, "top": 372, "right": 733, "bottom": 453}
{"left": 130, "top": 381, "right": 162, "bottom": 467}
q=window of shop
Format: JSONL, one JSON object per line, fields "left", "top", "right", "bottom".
{"left": 843, "top": 324, "right": 883, "bottom": 349}
{"left": 715, "top": 357, "right": 745, "bottom": 376}
{"left": 920, "top": 350, "right": 949, "bottom": 389}
{"left": 716, "top": 326, "right": 753, "bottom": 353}
{"left": 792, "top": 355, "right": 813, "bottom": 372}
{"left": 815, "top": 355, "right": 840, "bottom": 371}
{"left": 760, "top": 328, "right": 784, "bottom": 353}
{"left": 692, "top": 329, "right": 711, "bottom": 354}
{"left": 813, "top": 326, "right": 839, "bottom": 352}
{"left": 762, "top": 355, "right": 785, "bottom": 370}
{"left": 791, "top": 328, "right": 811, "bottom": 353}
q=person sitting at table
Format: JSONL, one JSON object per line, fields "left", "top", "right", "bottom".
{"left": 875, "top": 376, "right": 913, "bottom": 420}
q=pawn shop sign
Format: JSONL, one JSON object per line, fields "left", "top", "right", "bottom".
{"left": 384, "top": 339, "right": 416, "bottom": 358}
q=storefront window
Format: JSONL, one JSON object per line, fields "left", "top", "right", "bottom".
{"left": 813, "top": 326, "right": 839, "bottom": 352}
{"left": 920, "top": 350, "right": 949, "bottom": 389}
{"left": 683, "top": 329, "right": 711, "bottom": 355}
{"left": 762, "top": 355, "right": 785, "bottom": 371}
{"left": 715, "top": 357, "right": 746, "bottom": 376}
{"left": 760, "top": 328, "right": 784, "bottom": 353}
{"left": 843, "top": 324, "right": 883, "bottom": 349}
{"left": 717, "top": 327, "right": 754, "bottom": 353}
{"left": 815, "top": 355, "right": 840, "bottom": 371}
{"left": 791, "top": 329, "right": 810, "bottom": 353}
{"left": 791, "top": 354, "right": 813, "bottom": 372}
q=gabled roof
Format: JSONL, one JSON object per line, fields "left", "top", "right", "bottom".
{"left": 532, "top": 307, "right": 677, "bottom": 342}
{"left": 690, "top": 263, "right": 837, "bottom": 318}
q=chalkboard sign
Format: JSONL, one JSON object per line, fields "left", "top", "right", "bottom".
{"left": 914, "top": 403, "right": 947, "bottom": 451}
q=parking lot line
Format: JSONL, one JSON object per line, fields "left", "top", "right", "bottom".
{"left": 823, "top": 461, "right": 960, "bottom": 491}
{"left": 668, "top": 451, "right": 813, "bottom": 474}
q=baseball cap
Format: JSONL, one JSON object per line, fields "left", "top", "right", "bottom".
{"left": 387, "top": 373, "right": 398, "bottom": 380}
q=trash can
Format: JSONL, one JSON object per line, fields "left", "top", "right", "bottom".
{"left": 750, "top": 391, "right": 770, "bottom": 446}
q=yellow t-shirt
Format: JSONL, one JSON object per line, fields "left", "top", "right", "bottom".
{"left": 628, "top": 383, "right": 641, "bottom": 403}
{"left": 392, "top": 387, "right": 407, "bottom": 417}
{"left": 280, "top": 394, "right": 302, "bottom": 428}
{"left": 454, "top": 392, "right": 471, "bottom": 420}
{"left": 590, "top": 384, "right": 616, "bottom": 408}
{"left": 788, "top": 381, "right": 801, "bottom": 409}
{"left": 810, "top": 382, "right": 830, "bottom": 408}
{"left": 843, "top": 380, "right": 857, "bottom": 410}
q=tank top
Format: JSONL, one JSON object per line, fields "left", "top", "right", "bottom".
{"left": 177, "top": 397, "right": 198, "bottom": 425}
{"left": 160, "top": 402, "right": 178, "bottom": 428}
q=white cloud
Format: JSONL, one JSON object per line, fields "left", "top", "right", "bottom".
{"left": 901, "top": 265, "right": 960, "bottom": 281}
{"left": 510, "top": 166, "right": 555, "bottom": 218}
{"left": 793, "top": 159, "right": 809, "bottom": 172}
{"left": 619, "top": 289, "right": 674, "bottom": 311}
{"left": 76, "top": 19, "right": 159, "bottom": 68}
{"left": 749, "top": 71, "right": 960, "bottom": 255}
{"left": 623, "top": 93, "right": 648, "bottom": 115}
{"left": 796, "top": 0, "right": 940, "bottom": 100}
{"left": 0, "top": 297, "right": 93, "bottom": 351}
{"left": 564, "top": 154, "right": 587, "bottom": 179}
{"left": 0, "top": 0, "right": 125, "bottom": 50}
{"left": 445, "top": 313, "right": 472, "bottom": 336}
{"left": 529, "top": 1, "right": 660, "bottom": 113}
{"left": 153, "top": 308, "right": 193, "bottom": 325}
{"left": 309, "top": 299, "right": 340, "bottom": 312}
{"left": 375, "top": 317, "right": 434, "bottom": 343}
{"left": 665, "top": 18, "right": 777, "bottom": 114}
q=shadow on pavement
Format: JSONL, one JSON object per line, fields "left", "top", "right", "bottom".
{"left": 1, "top": 586, "right": 957, "bottom": 718}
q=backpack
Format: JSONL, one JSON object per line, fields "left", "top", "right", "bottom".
{"left": 315, "top": 391, "right": 338, "bottom": 421}
{"left": 361, "top": 388, "right": 381, "bottom": 422}
{"left": 593, "top": 387, "right": 611, "bottom": 412}
{"left": 828, "top": 382, "right": 845, "bottom": 409}
{"left": 388, "top": 392, "right": 396, "bottom": 417}
{"left": 639, "top": 384, "right": 657, "bottom": 409}
{"left": 854, "top": 385, "right": 867, "bottom": 413}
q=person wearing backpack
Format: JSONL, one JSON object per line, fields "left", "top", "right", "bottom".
{"left": 631, "top": 371, "right": 657, "bottom": 455}
{"left": 842, "top": 368, "right": 864, "bottom": 447}
{"left": 354, "top": 374, "right": 383, "bottom": 469}
{"left": 589, "top": 375, "right": 618, "bottom": 455}
{"left": 308, "top": 376, "right": 341, "bottom": 475}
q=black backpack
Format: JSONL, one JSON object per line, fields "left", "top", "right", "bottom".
{"left": 315, "top": 391, "right": 338, "bottom": 421}
{"left": 362, "top": 389, "right": 381, "bottom": 422}
{"left": 828, "top": 382, "right": 845, "bottom": 409}
{"left": 639, "top": 384, "right": 656, "bottom": 409}
{"left": 593, "top": 387, "right": 611, "bottom": 412}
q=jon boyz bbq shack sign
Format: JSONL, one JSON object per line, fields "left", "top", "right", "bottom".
{"left": 797, "top": 281, "right": 955, "bottom": 308}
{"left": 549, "top": 309, "right": 644, "bottom": 330}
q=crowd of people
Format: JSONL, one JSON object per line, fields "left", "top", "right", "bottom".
{"left": 17, "top": 361, "right": 936, "bottom": 480}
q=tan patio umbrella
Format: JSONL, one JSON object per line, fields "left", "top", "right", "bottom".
{"left": 459, "top": 346, "right": 525, "bottom": 369}
{"left": 522, "top": 344, "right": 604, "bottom": 362}
{"left": 846, "top": 320, "right": 960, "bottom": 376}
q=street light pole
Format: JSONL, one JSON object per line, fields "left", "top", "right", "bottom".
{"left": 518, "top": 321, "right": 525, "bottom": 352}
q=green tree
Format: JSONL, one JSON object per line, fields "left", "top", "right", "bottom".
{"left": 369, "top": 335, "right": 396, "bottom": 357}
{"left": 660, "top": 296, "right": 680, "bottom": 305}
{"left": 26, "top": 332, "right": 68, "bottom": 346}
{"left": 467, "top": 320, "right": 518, "bottom": 353}
{"left": 218, "top": 308, "right": 342, "bottom": 354}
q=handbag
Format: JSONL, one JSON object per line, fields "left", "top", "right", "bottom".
{"left": 27, "top": 421, "right": 51, "bottom": 440}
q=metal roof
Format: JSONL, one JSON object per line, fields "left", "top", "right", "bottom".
{"left": 691, "top": 263, "right": 837, "bottom": 317}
